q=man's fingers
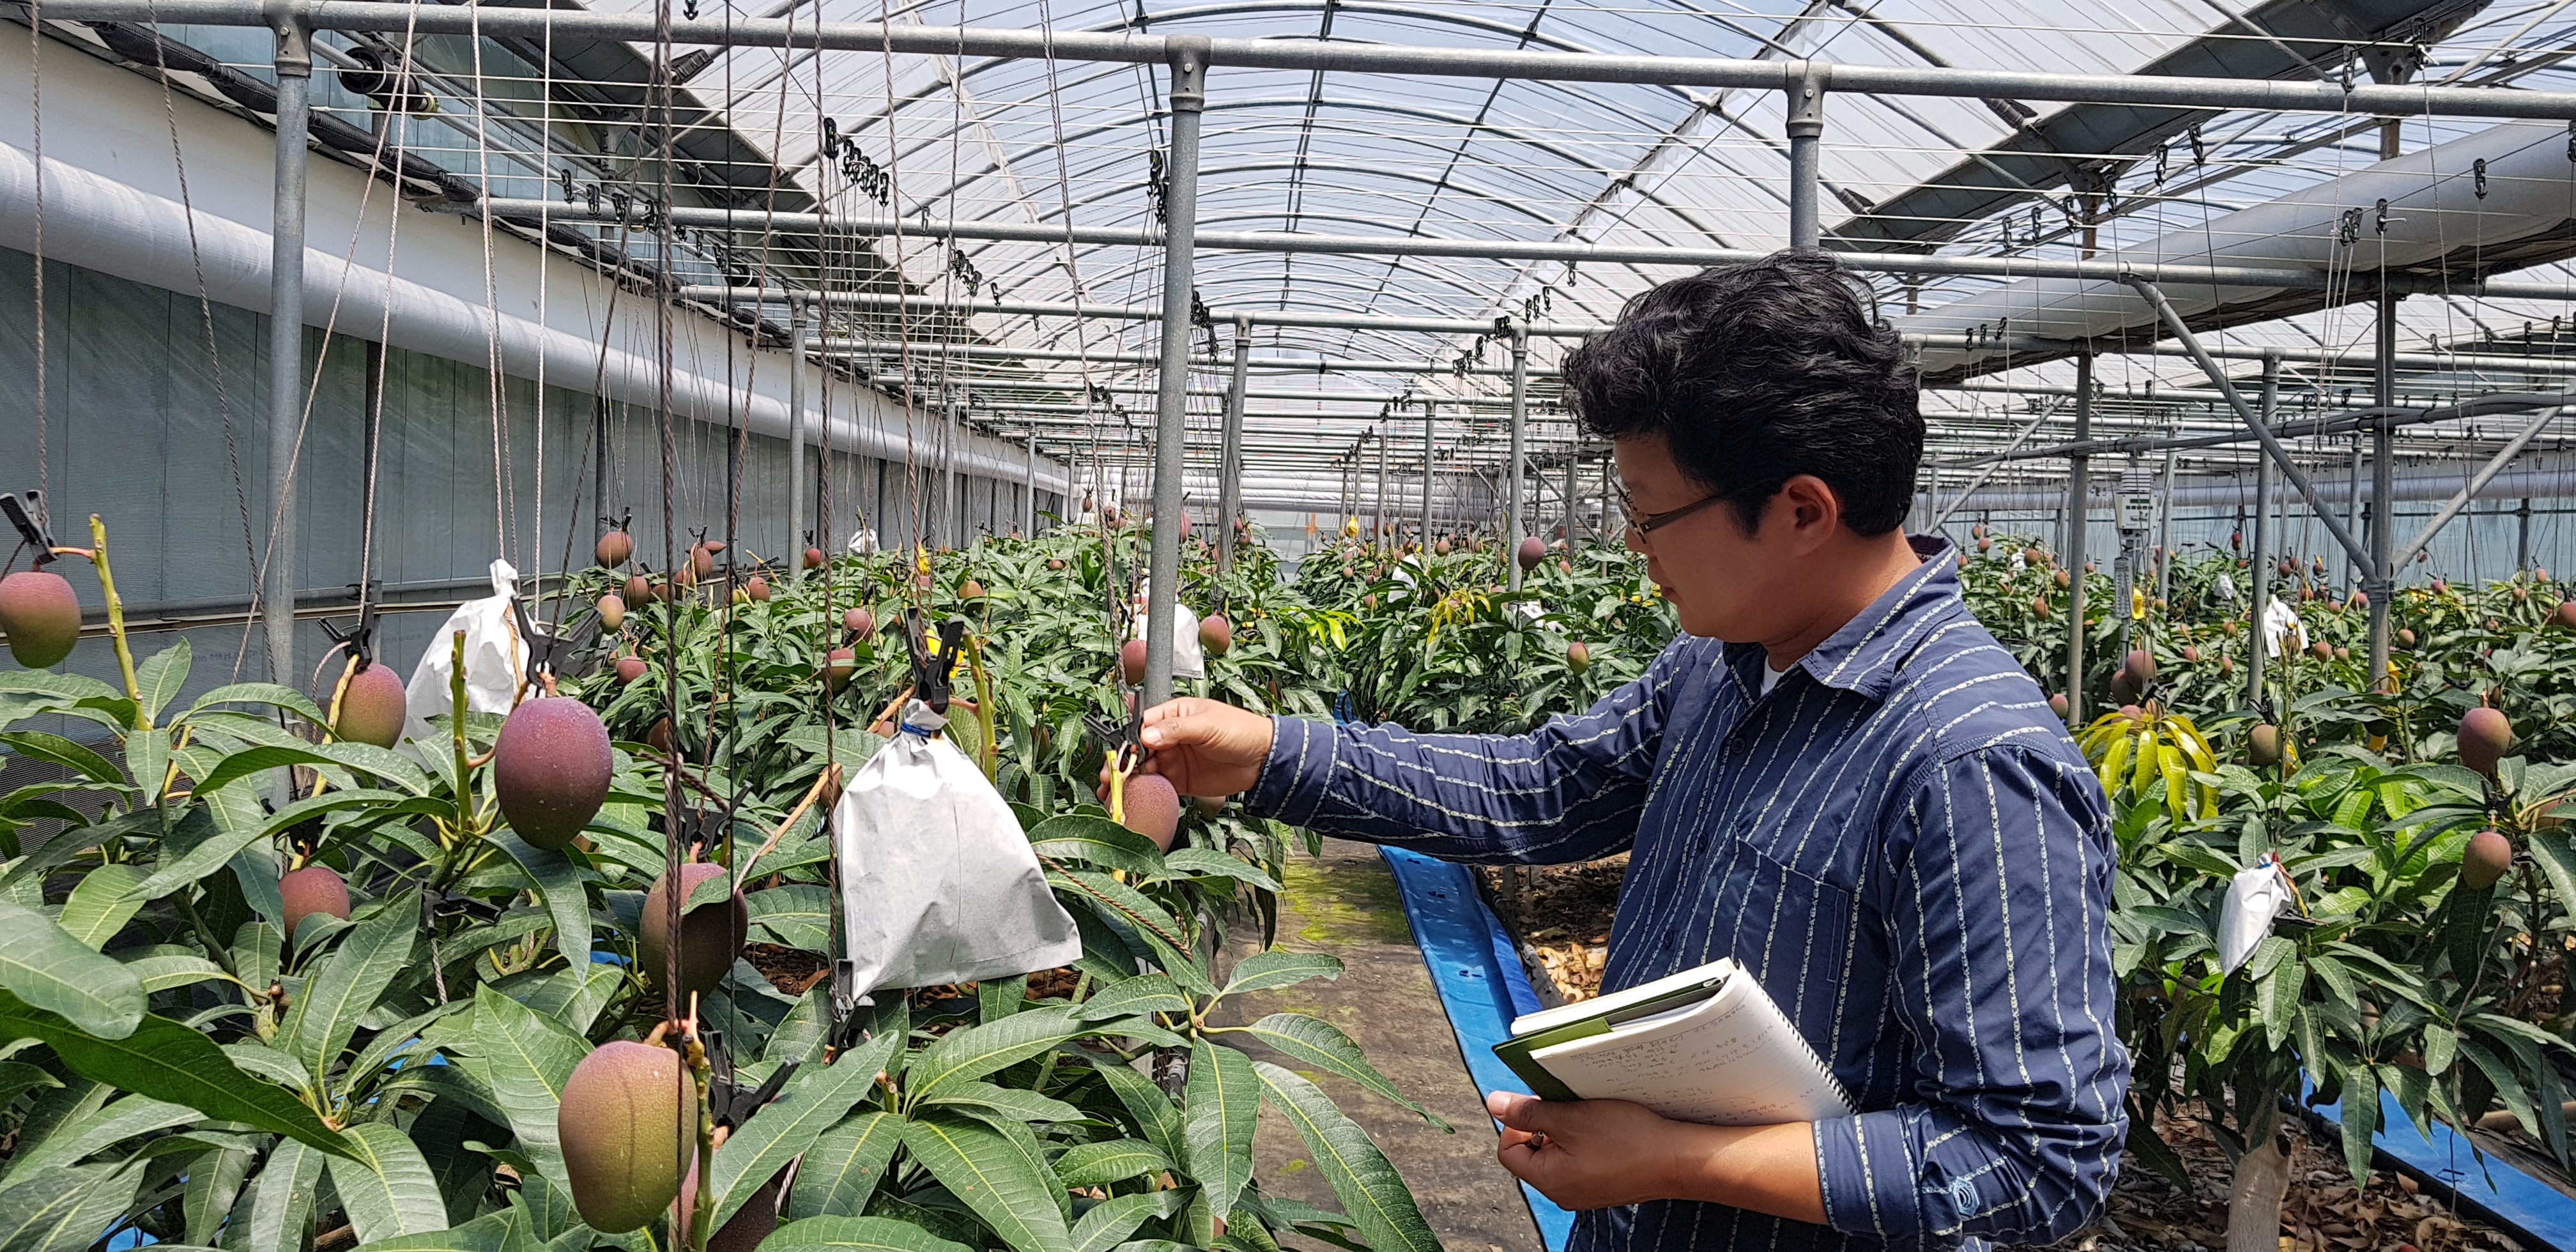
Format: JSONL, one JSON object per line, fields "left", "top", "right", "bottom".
{"left": 1486, "top": 1090, "right": 1558, "bottom": 1134}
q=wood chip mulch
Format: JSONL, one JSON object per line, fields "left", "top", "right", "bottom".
{"left": 2007, "top": 1108, "right": 2527, "bottom": 1252}
{"left": 1478, "top": 856, "right": 1626, "bottom": 1004}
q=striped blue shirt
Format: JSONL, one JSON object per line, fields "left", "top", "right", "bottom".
{"left": 1247, "top": 538, "right": 2129, "bottom": 1251}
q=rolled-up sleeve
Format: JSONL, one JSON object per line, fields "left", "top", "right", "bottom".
{"left": 1813, "top": 742, "right": 2130, "bottom": 1245}
{"left": 1241, "top": 639, "right": 1703, "bottom": 866}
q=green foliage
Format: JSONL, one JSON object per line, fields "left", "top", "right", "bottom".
{"left": 0, "top": 521, "right": 1482, "bottom": 1252}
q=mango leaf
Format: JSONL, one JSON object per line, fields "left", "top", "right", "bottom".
{"left": 226, "top": 1138, "right": 325, "bottom": 1252}
{"left": 1074, "top": 973, "right": 1188, "bottom": 1023}
{"left": 1029, "top": 816, "right": 1166, "bottom": 879}
{"left": 746, "top": 885, "right": 833, "bottom": 952}
{"left": 1050, "top": 1139, "right": 1172, "bottom": 1189}
{"left": 1236, "top": 1014, "right": 1445, "bottom": 1129}
{"left": 900, "top": 1111, "right": 1074, "bottom": 1252}
{"left": 194, "top": 743, "right": 429, "bottom": 798}
{"left": 347, "top": 1209, "right": 519, "bottom": 1252}
{"left": 0, "top": 901, "right": 144, "bottom": 1039}
{"left": 122, "top": 790, "right": 412, "bottom": 904}
{"left": 766, "top": 1216, "right": 976, "bottom": 1252}
{"left": 786, "top": 1111, "right": 905, "bottom": 1221}
{"left": 1084, "top": 1056, "right": 1183, "bottom": 1166}
{"left": 3, "top": 1093, "right": 194, "bottom": 1180}
{"left": 132, "top": 639, "right": 191, "bottom": 723}
{"left": 0, "top": 732, "right": 126, "bottom": 788}
{"left": 1153, "top": 849, "right": 1280, "bottom": 894}
{"left": 485, "top": 832, "right": 592, "bottom": 972}
{"left": 1184, "top": 1039, "right": 1258, "bottom": 1228}
{"left": 448, "top": 986, "right": 588, "bottom": 1193}
{"left": 710, "top": 1043, "right": 889, "bottom": 1230}
{"left": 1252, "top": 1062, "right": 1437, "bottom": 1252}
{"left": 57, "top": 864, "right": 148, "bottom": 951}
{"left": 1047, "top": 871, "right": 1211, "bottom": 994}
{"left": 284, "top": 899, "right": 417, "bottom": 1082}
{"left": 0, "top": 1162, "right": 144, "bottom": 1252}
{"left": 1069, "top": 1194, "right": 1170, "bottom": 1252}
{"left": 921, "top": 1080, "right": 1082, "bottom": 1126}
{"left": 326, "top": 1122, "right": 451, "bottom": 1242}
{"left": 0, "top": 993, "right": 349, "bottom": 1157}
{"left": 187, "top": 683, "right": 330, "bottom": 724}
{"left": 1219, "top": 952, "right": 1342, "bottom": 998}
{"left": 905, "top": 1007, "right": 1077, "bottom": 1104}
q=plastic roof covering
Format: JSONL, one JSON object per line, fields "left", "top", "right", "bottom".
{"left": 552, "top": 0, "right": 2576, "bottom": 496}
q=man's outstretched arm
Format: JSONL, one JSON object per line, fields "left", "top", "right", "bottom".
{"left": 1122, "top": 639, "right": 1703, "bottom": 865}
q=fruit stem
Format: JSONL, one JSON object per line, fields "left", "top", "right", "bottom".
{"left": 86, "top": 517, "right": 148, "bottom": 731}
{"left": 684, "top": 1016, "right": 717, "bottom": 1252}
{"left": 448, "top": 630, "right": 476, "bottom": 840}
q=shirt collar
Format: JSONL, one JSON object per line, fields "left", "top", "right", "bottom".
{"left": 1724, "top": 535, "right": 1963, "bottom": 701}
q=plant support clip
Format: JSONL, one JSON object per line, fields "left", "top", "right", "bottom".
{"left": 1, "top": 493, "right": 57, "bottom": 567}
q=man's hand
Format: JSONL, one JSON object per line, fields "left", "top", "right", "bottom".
{"left": 1096, "top": 698, "right": 1276, "bottom": 801}
{"left": 1485, "top": 1092, "right": 1827, "bottom": 1223}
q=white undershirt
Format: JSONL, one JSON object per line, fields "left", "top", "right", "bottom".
{"left": 1760, "top": 662, "right": 1791, "bottom": 694}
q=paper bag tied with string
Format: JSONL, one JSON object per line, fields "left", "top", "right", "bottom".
{"left": 831, "top": 699, "right": 1081, "bottom": 1009}
{"left": 399, "top": 559, "right": 527, "bottom": 754}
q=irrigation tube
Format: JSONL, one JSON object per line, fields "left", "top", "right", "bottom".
{"left": 37, "top": 0, "right": 2576, "bottom": 119}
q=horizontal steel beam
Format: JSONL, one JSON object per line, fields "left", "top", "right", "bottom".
{"left": 1962, "top": 335, "right": 2576, "bottom": 378}
{"left": 675, "top": 282, "right": 1595, "bottom": 337}
{"left": 492, "top": 201, "right": 2513, "bottom": 293}
{"left": 52, "top": 1, "right": 2576, "bottom": 119}
{"left": 812, "top": 339, "right": 1566, "bottom": 379}
{"left": 1959, "top": 392, "right": 2576, "bottom": 463}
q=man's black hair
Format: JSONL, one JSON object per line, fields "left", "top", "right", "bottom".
{"left": 1561, "top": 251, "right": 1922, "bottom": 537}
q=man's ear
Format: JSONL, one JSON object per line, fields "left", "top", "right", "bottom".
{"left": 1775, "top": 475, "right": 1843, "bottom": 546}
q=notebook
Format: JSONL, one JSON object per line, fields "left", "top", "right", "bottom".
{"left": 1491, "top": 958, "right": 1853, "bottom": 1126}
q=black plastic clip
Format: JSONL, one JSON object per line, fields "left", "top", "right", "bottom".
{"left": 427, "top": 889, "right": 502, "bottom": 924}
{"left": 1, "top": 493, "right": 58, "bottom": 568}
{"left": 510, "top": 595, "right": 601, "bottom": 682}
{"left": 704, "top": 1030, "right": 797, "bottom": 1132}
{"left": 900, "top": 609, "right": 964, "bottom": 714}
{"left": 1084, "top": 711, "right": 1146, "bottom": 777}
{"left": 321, "top": 584, "right": 383, "bottom": 671}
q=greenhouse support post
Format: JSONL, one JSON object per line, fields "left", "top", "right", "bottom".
{"left": 1508, "top": 325, "right": 1529, "bottom": 588}
{"left": 1785, "top": 68, "right": 1825, "bottom": 250}
{"left": 788, "top": 318, "right": 808, "bottom": 580}
{"left": 2155, "top": 431, "right": 2177, "bottom": 606}
{"left": 1217, "top": 314, "right": 1248, "bottom": 574}
{"left": 264, "top": 16, "right": 311, "bottom": 691}
{"left": 1143, "top": 36, "right": 1207, "bottom": 706}
{"left": 2123, "top": 276, "right": 2374, "bottom": 577}
{"left": 2370, "top": 292, "right": 2396, "bottom": 683}
{"left": 2248, "top": 354, "right": 2278, "bottom": 709}
{"left": 1563, "top": 442, "right": 1577, "bottom": 545}
{"left": 2064, "top": 352, "right": 2090, "bottom": 723}
{"left": 2522, "top": 498, "right": 2535, "bottom": 571}
{"left": 1421, "top": 400, "right": 1434, "bottom": 545}
{"left": 1024, "top": 434, "right": 1038, "bottom": 536}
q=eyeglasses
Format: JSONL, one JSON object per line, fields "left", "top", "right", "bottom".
{"left": 1616, "top": 489, "right": 1727, "bottom": 541}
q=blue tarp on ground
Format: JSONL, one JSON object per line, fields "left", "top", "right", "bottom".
{"left": 1379, "top": 846, "right": 1578, "bottom": 1252}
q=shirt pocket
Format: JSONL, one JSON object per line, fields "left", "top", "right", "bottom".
{"left": 1713, "top": 816, "right": 1867, "bottom": 1039}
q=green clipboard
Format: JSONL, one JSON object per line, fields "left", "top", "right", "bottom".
{"left": 1489, "top": 972, "right": 1730, "bottom": 1103}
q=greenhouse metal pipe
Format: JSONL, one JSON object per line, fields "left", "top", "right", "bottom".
{"left": 1218, "top": 316, "right": 1249, "bottom": 576}
{"left": 1508, "top": 328, "right": 1530, "bottom": 590}
{"left": 1947, "top": 334, "right": 2576, "bottom": 381}
{"left": 1926, "top": 402, "right": 2061, "bottom": 531}
{"left": 2248, "top": 355, "right": 2278, "bottom": 710}
{"left": 812, "top": 340, "right": 1558, "bottom": 379}
{"left": 1144, "top": 38, "right": 1206, "bottom": 707}
{"left": 2391, "top": 402, "right": 2574, "bottom": 574}
{"left": 2372, "top": 294, "right": 2397, "bottom": 683}
{"left": 1965, "top": 393, "right": 2576, "bottom": 463}
{"left": 537, "top": 203, "right": 2503, "bottom": 296}
{"left": 264, "top": 20, "right": 310, "bottom": 691}
{"left": 2064, "top": 355, "right": 2089, "bottom": 725}
{"left": 789, "top": 319, "right": 809, "bottom": 582}
{"left": 1786, "top": 70, "right": 1824, "bottom": 252}
{"left": 72, "top": 1, "right": 2576, "bottom": 117}
{"left": 2129, "top": 275, "right": 2372, "bottom": 580}
{"left": 1026, "top": 434, "right": 1039, "bottom": 536}
{"left": 1422, "top": 402, "right": 1434, "bottom": 547}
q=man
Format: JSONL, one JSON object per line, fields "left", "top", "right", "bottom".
{"left": 1128, "top": 253, "right": 2128, "bottom": 1251}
